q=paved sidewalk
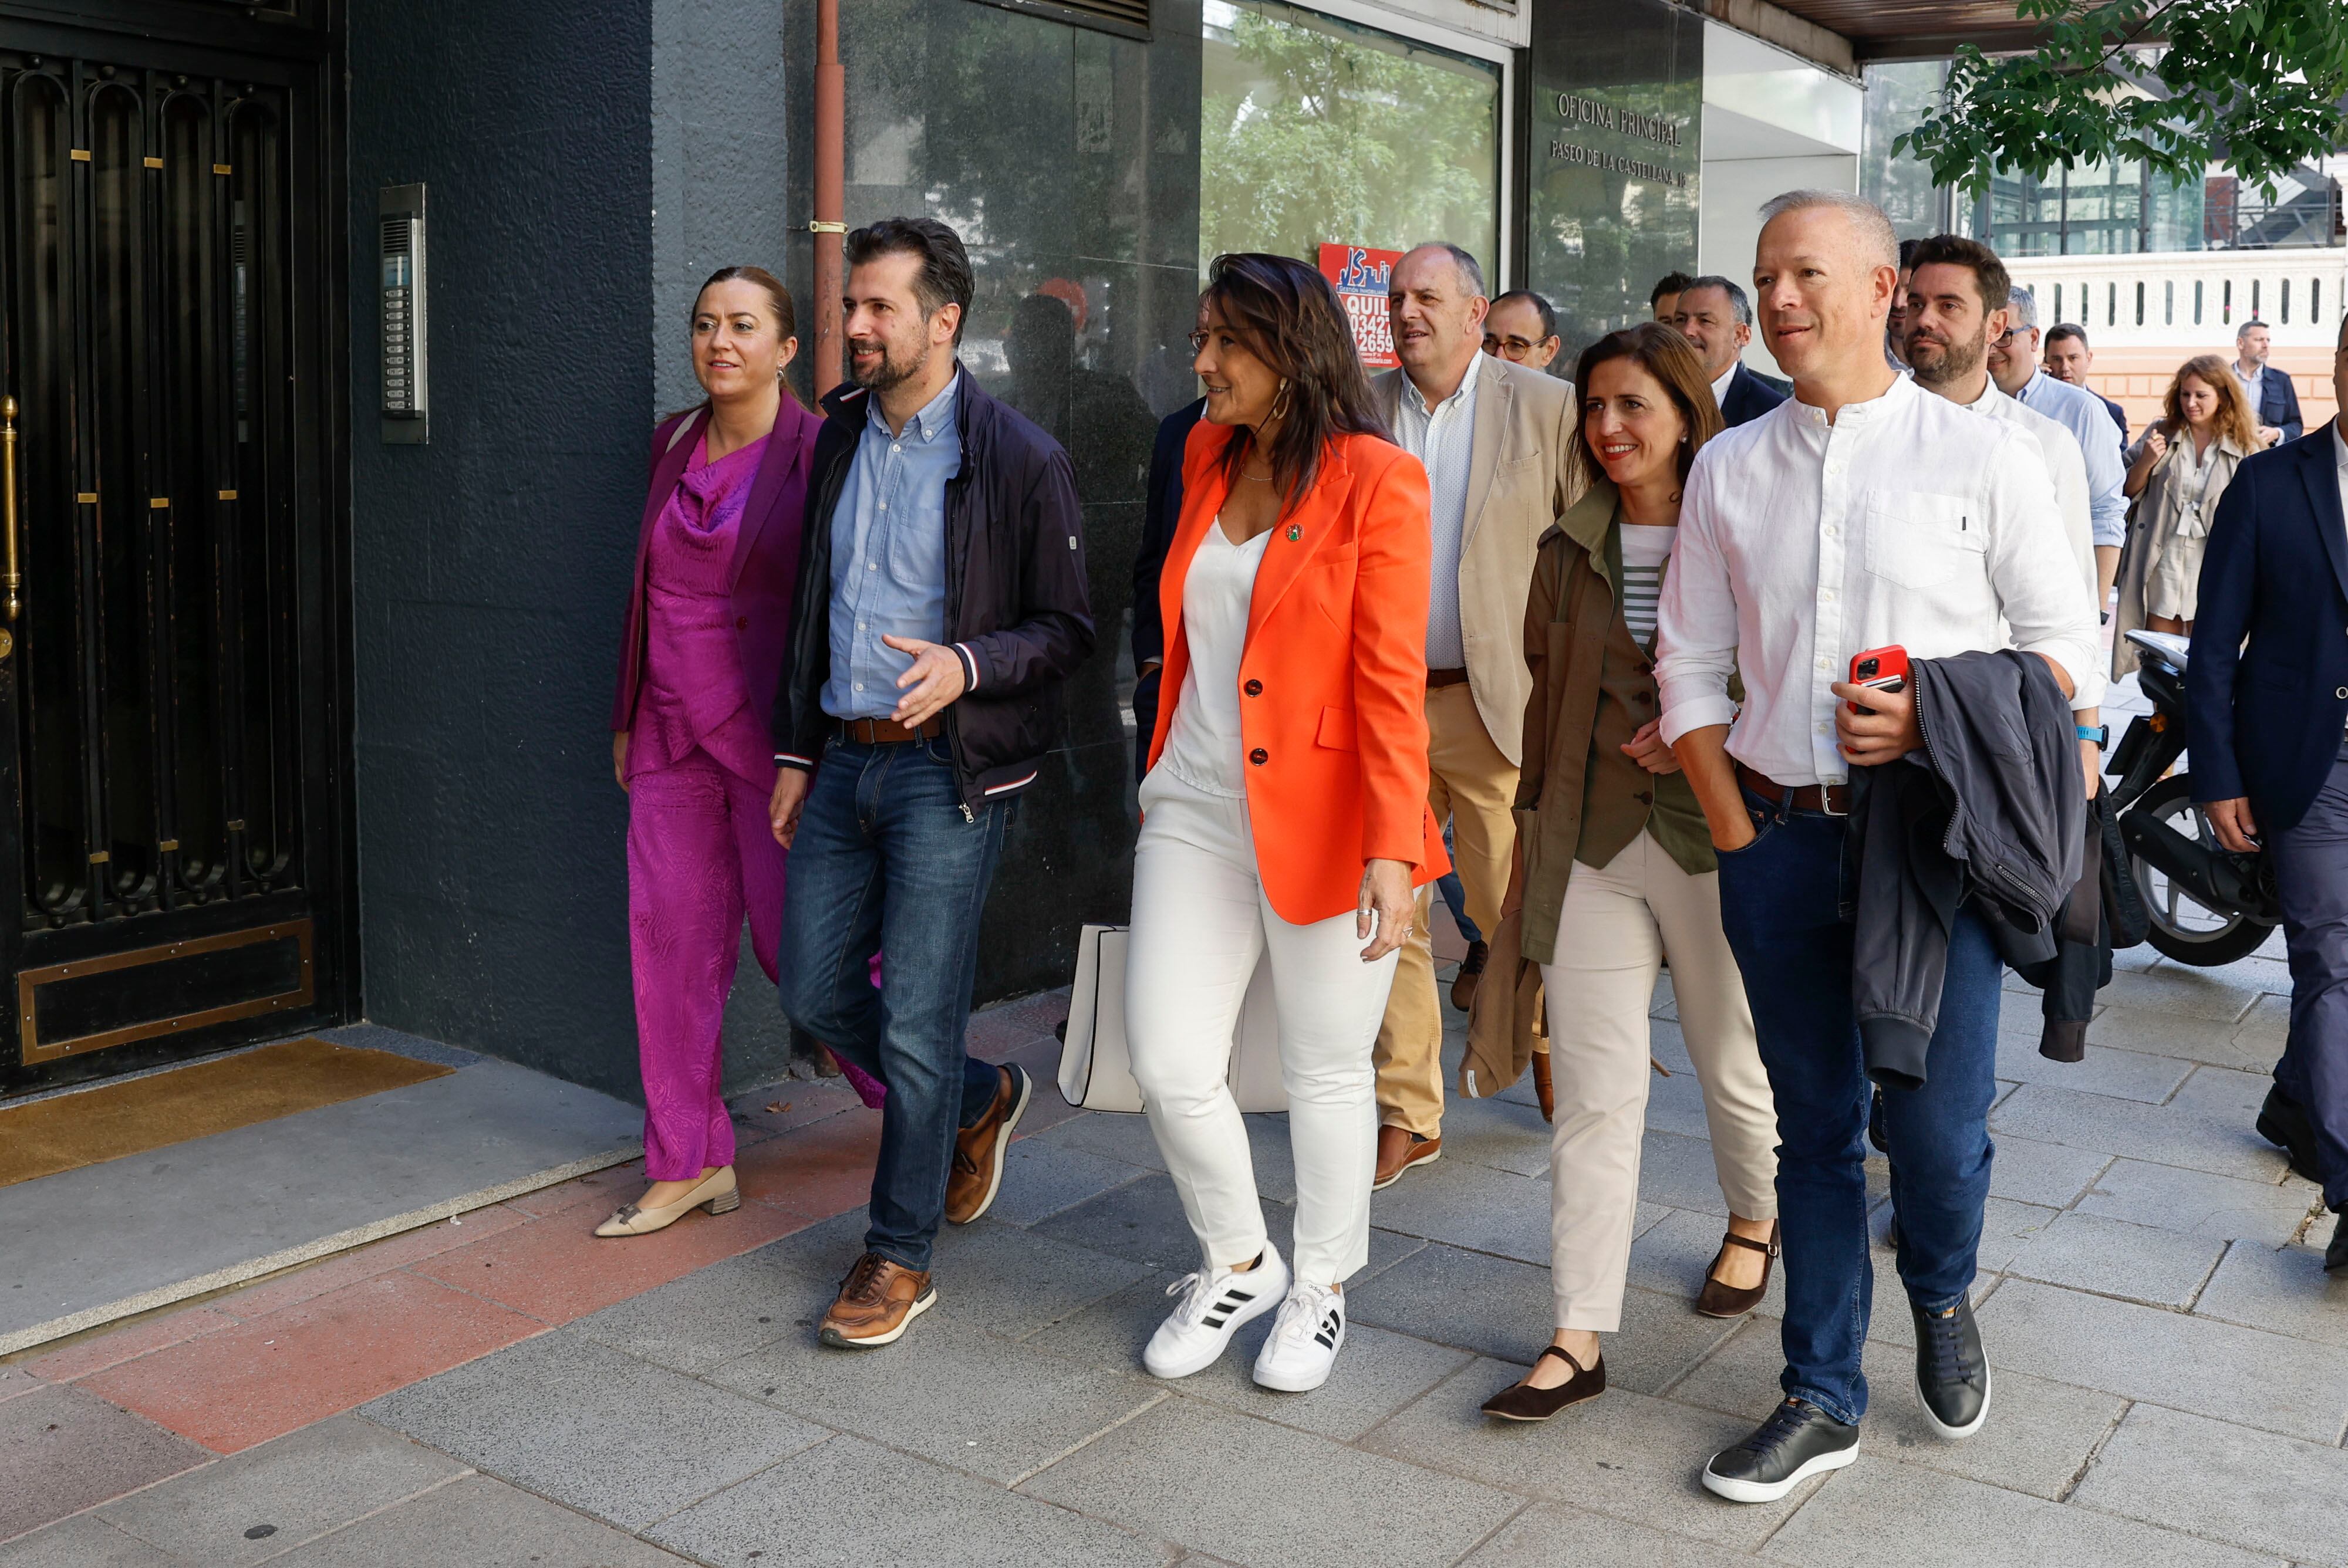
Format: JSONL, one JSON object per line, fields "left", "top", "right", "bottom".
{"left": 6, "top": 951, "right": 2344, "bottom": 1567}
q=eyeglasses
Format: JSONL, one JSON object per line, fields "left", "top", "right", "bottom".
{"left": 1482, "top": 333, "right": 1550, "bottom": 362}
{"left": 1187, "top": 329, "right": 1213, "bottom": 354}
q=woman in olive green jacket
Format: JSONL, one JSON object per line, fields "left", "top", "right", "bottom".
{"left": 1482, "top": 325, "right": 1779, "bottom": 1423}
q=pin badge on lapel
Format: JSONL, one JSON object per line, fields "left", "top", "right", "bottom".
{"left": 1286, "top": 524, "right": 1301, "bottom": 541}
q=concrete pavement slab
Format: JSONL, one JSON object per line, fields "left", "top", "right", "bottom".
{"left": 984, "top": 1137, "right": 1151, "bottom": 1226}
{"left": 1460, "top": 1502, "right": 1766, "bottom": 1567}
{"left": 2092, "top": 965, "right": 2269, "bottom": 1024}
{"left": 1989, "top": 1074, "right": 2289, "bottom": 1184}
{"left": 0, "top": 1516, "right": 176, "bottom": 1567}
{"left": 1637, "top": 1130, "right": 1739, "bottom": 1216}
{"left": 650, "top": 1433, "right": 1172, "bottom": 1567}
{"left": 1429, "top": 1094, "right": 1553, "bottom": 1180}
{"left": 360, "top": 1331, "right": 826, "bottom": 1531}
{"left": 1357, "top": 1360, "right": 1817, "bottom": 1551}
{"left": 1031, "top": 1109, "right": 1173, "bottom": 1173}
{"left": 0, "top": 1368, "right": 39, "bottom": 1405}
{"left": 2086, "top": 1005, "right": 2277, "bottom": 1073}
{"left": 1661, "top": 1317, "right": 2127, "bottom": 1501}
{"left": 2002, "top": 1212, "right": 2229, "bottom": 1307}
{"left": 1984, "top": 1134, "right": 2111, "bottom": 1208}
{"left": 0, "top": 1385, "right": 211, "bottom": 1543}
{"left": 1347, "top": 1243, "right": 1556, "bottom": 1363}
{"left": 572, "top": 1238, "right": 827, "bottom": 1374}
{"left": 705, "top": 1315, "right": 1164, "bottom": 1486}
{"left": 2190, "top": 1238, "right": 2348, "bottom": 1346}
{"left": 1, "top": 1059, "right": 640, "bottom": 1353}
{"left": 1991, "top": 1038, "right": 2192, "bottom": 1103}
{"left": 1021, "top": 1395, "right": 1521, "bottom": 1568}
{"left": 98, "top": 1415, "right": 462, "bottom": 1565}
{"left": 1030, "top": 1171, "right": 1422, "bottom": 1280}
{"left": 1363, "top": 1157, "right": 1557, "bottom": 1266}
{"left": 1628, "top": 1208, "right": 1789, "bottom": 1321}
{"left": 1760, "top": 1453, "right": 2276, "bottom": 1568}
{"left": 262, "top": 1472, "right": 692, "bottom": 1566}
{"left": 2068, "top": 1402, "right": 2348, "bottom": 1566}
{"left": 2072, "top": 1158, "right": 2322, "bottom": 1245}
{"left": 1977, "top": 1279, "right": 2348, "bottom": 1443}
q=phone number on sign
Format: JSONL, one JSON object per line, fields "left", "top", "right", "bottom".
{"left": 1340, "top": 290, "right": 1396, "bottom": 366}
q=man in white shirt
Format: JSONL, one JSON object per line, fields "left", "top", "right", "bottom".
{"left": 1655, "top": 191, "right": 2100, "bottom": 1504}
{"left": 1368, "top": 243, "right": 1573, "bottom": 1188}
{"left": 1988, "top": 288, "right": 2128, "bottom": 607}
{"left": 1900, "top": 233, "right": 2107, "bottom": 795}
{"left": 1669, "top": 276, "right": 1790, "bottom": 428}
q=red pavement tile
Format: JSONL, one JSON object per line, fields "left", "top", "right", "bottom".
{"left": 503, "top": 1164, "right": 644, "bottom": 1219}
{"left": 212, "top": 1202, "right": 531, "bottom": 1320}
{"left": 81, "top": 1272, "right": 542, "bottom": 1454}
{"left": 1004, "top": 1037, "right": 1083, "bottom": 1137}
{"left": 409, "top": 1195, "right": 808, "bottom": 1326}
{"left": 21, "top": 1307, "right": 239, "bottom": 1384}
{"left": 726, "top": 1074, "right": 866, "bottom": 1139}
{"left": 733, "top": 1105, "right": 882, "bottom": 1218}
{"left": 0, "top": 1365, "right": 48, "bottom": 1403}
{"left": 996, "top": 989, "right": 1072, "bottom": 1038}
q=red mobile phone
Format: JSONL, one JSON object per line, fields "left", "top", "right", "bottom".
{"left": 1848, "top": 645, "right": 1910, "bottom": 714}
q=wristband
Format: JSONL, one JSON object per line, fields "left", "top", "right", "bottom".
{"left": 2076, "top": 725, "right": 2109, "bottom": 747}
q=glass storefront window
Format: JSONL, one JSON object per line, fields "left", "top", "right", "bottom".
{"left": 1860, "top": 60, "right": 1949, "bottom": 241}
{"left": 1199, "top": 0, "right": 1501, "bottom": 282}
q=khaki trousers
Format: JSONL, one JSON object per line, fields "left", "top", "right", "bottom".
{"left": 1374, "top": 681, "right": 1517, "bottom": 1138}
{"left": 1539, "top": 830, "right": 1778, "bottom": 1332}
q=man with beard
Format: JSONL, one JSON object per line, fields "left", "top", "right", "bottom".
{"left": 770, "top": 217, "right": 1094, "bottom": 1349}
{"left": 1900, "top": 234, "right": 2104, "bottom": 795}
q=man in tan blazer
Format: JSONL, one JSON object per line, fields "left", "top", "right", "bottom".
{"left": 1370, "top": 242, "right": 1578, "bottom": 1188}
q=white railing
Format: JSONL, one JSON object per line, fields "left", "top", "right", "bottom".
{"left": 2003, "top": 251, "right": 2348, "bottom": 347}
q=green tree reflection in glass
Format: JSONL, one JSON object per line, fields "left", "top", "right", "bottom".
{"left": 1199, "top": 0, "right": 1500, "bottom": 281}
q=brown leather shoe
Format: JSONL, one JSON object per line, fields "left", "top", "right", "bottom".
{"left": 1449, "top": 940, "right": 1490, "bottom": 1011}
{"left": 1372, "top": 1124, "right": 1442, "bottom": 1191}
{"left": 1480, "top": 1346, "right": 1605, "bottom": 1421}
{"left": 944, "top": 1063, "right": 1031, "bottom": 1225}
{"left": 819, "top": 1251, "right": 936, "bottom": 1349}
{"left": 1695, "top": 1222, "right": 1780, "bottom": 1319}
{"left": 1530, "top": 1047, "right": 1555, "bottom": 1124}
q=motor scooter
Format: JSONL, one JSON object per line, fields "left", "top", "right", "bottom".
{"left": 2106, "top": 629, "right": 2280, "bottom": 965}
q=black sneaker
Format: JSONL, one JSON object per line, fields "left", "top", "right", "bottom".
{"left": 2326, "top": 1212, "right": 2347, "bottom": 1275}
{"left": 1912, "top": 1296, "right": 1992, "bottom": 1438}
{"left": 1701, "top": 1398, "right": 1859, "bottom": 1503}
{"left": 2257, "top": 1084, "right": 2323, "bottom": 1186}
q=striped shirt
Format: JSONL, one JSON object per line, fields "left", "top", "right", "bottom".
{"left": 1391, "top": 360, "right": 1482, "bottom": 669}
{"left": 1619, "top": 523, "right": 1676, "bottom": 651}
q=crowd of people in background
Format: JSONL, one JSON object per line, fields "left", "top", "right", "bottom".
{"left": 601, "top": 194, "right": 2348, "bottom": 1509}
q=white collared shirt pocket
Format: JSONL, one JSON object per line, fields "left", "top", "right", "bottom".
{"left": 1863, "top": 491, "right": 1987, "bottom": 592}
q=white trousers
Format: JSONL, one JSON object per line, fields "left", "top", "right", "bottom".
{"left": 1125, "top": 766, "right": 1400, "bottom": 1286}
{"left": 1539, "top": 830, "right": 1779, "bottom": 1331}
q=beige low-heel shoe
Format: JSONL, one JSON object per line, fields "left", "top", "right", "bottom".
{"left": 593, "top": 1167, "right": 740, "bottom": 1238}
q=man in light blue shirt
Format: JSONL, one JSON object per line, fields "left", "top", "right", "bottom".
{"left": 822, "top": 372, "right": 962, "bottom": 720}
{"left": 1991, "top": 286, "right": 2126, "bottom": 609}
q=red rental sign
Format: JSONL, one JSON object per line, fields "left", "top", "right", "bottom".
{"left": 1318, "top": 242, "right": 1402, "bottom": 369}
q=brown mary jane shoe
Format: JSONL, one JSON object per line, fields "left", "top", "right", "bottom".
{"left": 1480, "top": 1346, "right": 1606, "bottom": 1422}
{"left": 1695, "top": 1222, "right": 1780, "bottom": 1319}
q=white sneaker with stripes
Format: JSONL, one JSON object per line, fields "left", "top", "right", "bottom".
{"left": 1143, "top": 1243, "right": 1290, "bottom": 1380}
{"left": 1252, "top": 1279, "right": 1345, "bottom": 1393}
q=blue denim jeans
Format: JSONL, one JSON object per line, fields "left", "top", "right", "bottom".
{"left": 778, "top": 736, "right": 1008, "bottom": 1272}
{"left": 1714, "top": 790, "right": 2001, "bottom": 1425}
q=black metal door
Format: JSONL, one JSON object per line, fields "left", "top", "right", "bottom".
{"left": 0, "top": 28, "right": 345, "bottom": 1093}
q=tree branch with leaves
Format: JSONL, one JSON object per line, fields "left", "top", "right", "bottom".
{"left": 1895, "top": 0, "right": 2348, "bottom": 198}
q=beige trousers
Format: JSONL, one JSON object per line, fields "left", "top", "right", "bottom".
{"left": 1539, "top": 830, "right": 1778, "bottom": 1332}
{"left": 1374, "top": 681, "right": 1518, "bottom": 1138}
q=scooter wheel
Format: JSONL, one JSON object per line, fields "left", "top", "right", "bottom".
{"left": 2129, "top": 775, "right": 2279, "bottom": 967}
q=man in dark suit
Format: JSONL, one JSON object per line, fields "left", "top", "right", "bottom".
{"left": 1669, "top": 275, "right": 1789, "bottom": 427}
{"left": 2042, "top": 324, "right": 2127, "bottom": 445}
{"left": 1129, "top": 396, "right": 1204, "bottom": 780}
{"left": 2188, "top": 312, "right": 2348, "bottom": 1271}
{"left": 2233, "top": 320, "right": 2303, "bottom": 446}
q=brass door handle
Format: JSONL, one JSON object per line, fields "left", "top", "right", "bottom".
{"left": 2, "top": 394, "right": 17, "bottom": 623}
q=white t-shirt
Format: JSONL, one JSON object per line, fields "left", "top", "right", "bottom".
{"left": 1161, "top": 521, "right": 1270, "bottom": 798}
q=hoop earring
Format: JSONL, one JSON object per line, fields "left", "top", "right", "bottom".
{"left": 1270, "top": 379, "right": 1293, "bottom": 424}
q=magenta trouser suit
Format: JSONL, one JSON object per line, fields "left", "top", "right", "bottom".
{"left": 625, "top": 431, "right": 790, "bottom": 1180}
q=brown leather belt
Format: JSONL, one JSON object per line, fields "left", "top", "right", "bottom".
{"left": 841, "top": 715, "right": 943, "bottom": 745}
{"left": 1736, "top": 762, "right": 1850, "bottom": 817}
{"left": 1426, "top": 667, "right": 1470, "bottom": 690}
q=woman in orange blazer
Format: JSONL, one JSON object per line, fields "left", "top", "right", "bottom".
{"left": 1124, "top": 252, "right": 1446, "bottom": 1396}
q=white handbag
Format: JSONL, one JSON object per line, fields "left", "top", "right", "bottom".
{"left": 1057, "top": 923, "right": 1287, "bottom": 1113}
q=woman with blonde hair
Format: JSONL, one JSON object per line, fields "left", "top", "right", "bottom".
{"left": 1479, "top": 323, "right": 1780, "bottom": 1422}
{"left": 2112, "top": 354, "right": 2258, "bottom": 673}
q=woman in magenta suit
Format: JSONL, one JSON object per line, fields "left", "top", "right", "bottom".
{"left": 601, "top": 266, "right": 822, "bottom": 1237}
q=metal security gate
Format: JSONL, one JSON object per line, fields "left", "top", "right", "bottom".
{"left": 0, "top": 19, "right": 346, "bottom": 1093}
